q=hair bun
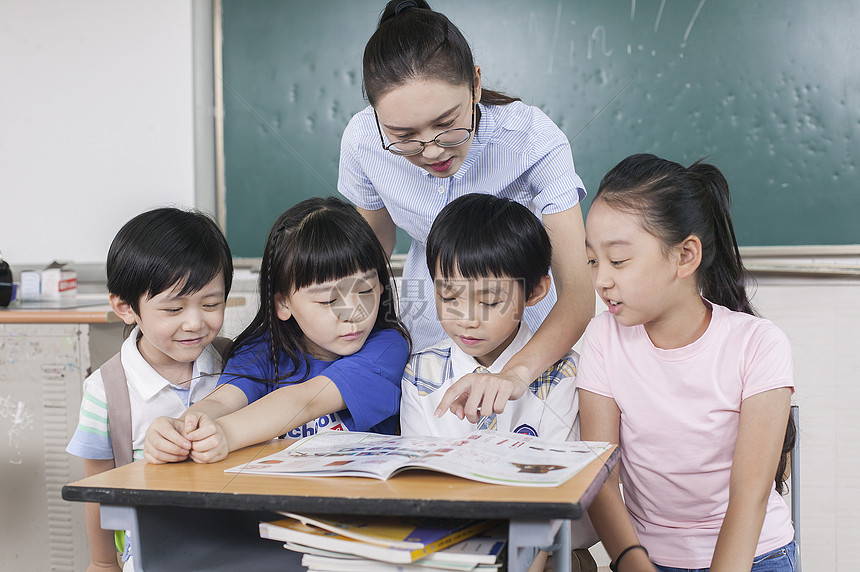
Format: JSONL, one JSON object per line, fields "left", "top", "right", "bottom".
{"left": 395, "top": 0, "right": 418, "bottom": 14}
{"left": 380, "top": 0, "right": 431, "bottom": 26}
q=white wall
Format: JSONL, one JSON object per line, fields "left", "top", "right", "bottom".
{"left": 0, "top": 0, "right": 196, "bottom": 266}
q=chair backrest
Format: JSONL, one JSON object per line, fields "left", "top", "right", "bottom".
{"left": 790, "top": 404, "right": 801, "bottom": 572}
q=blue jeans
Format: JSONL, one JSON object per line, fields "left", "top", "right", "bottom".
{"left": 653, "top": 541, "right": 796, "bottom": 572}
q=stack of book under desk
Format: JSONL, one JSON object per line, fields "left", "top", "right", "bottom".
{"left": 260, "top": 512, "right": 507, "bottom": 572}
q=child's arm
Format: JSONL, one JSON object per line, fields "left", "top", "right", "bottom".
{"left": 143, "top": 384, "right": 248, "bottom": 464}
{"left": 709, "top": 387, "right": 792, "bottom": 571}
{"left": 179, "top": 328, "right": 407, "bottom": 463}
{"left": 580, "top": 390, "right": 656, "bottom": 572}
{"left": 436, "top": 207, "right": 594, "bottom": 422}
{"left": 82, "top": 458, "right": 122, "bottom": 572}
{"left": 185, "top": 375, "right": 346, "bottom": 462}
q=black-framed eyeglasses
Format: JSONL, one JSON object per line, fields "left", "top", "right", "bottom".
{"left": 374, "top": 85, "right": 475, "bottom": 157}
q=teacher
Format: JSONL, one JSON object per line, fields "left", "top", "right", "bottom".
{"left": 338, "top": 0, "right": 594, "bottom": 421}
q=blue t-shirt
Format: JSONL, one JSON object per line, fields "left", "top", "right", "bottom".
{"left": 218, "top": 328, "right": 409, "bottom": 437}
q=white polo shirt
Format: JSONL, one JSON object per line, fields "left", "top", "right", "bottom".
{"left": 400, "top": 323, "right": 580, "bottom": 441}
{"left": 67, "top": 326, "right": 222, "bottom": 462}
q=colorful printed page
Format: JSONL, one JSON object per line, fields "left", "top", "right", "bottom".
{"left": 228, "top": 430, "right": 611, "bottom": 487}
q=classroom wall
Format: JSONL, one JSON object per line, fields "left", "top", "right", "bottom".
{"left": 0, "top": 0, "right": 197, "bottom": 267}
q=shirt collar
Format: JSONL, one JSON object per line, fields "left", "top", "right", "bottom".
{"left": 120, "top": 326, "right": 217, "bottom": 401}
{"left": 449, "top": 321, "right": 532, "bottom": 380}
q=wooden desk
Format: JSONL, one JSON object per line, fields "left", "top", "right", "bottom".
{"left": 63, "top": 440, "right": 618, "bottom": 572}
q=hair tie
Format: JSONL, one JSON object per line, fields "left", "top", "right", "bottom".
{"left": 395, "top": 0, "right": 418, "bottom": 15}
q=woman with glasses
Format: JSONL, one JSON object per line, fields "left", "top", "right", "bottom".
{"left": 337, "top": 0, "right": 595, "bottom": 443}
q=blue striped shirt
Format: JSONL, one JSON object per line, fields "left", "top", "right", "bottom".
{"left": 338, "top": 100, "right": 586, "bottom": 350}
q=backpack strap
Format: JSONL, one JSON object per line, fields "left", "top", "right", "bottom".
{"left": 210, "top": 336, "right": 232, "bottom": 361}
{"left": 100, "top": 352, "right": 134, "bottom": 468}
{"left": 99, "top": 337, "right": 231, "bottom": 468}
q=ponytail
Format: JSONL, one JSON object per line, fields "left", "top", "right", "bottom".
{"left": 775, "top": 413, "right": 796, "bottom": 495}
{"left": 687, "top": 161, "right": 755, "bottom": 316}
{"left": 480, "top": 88, "right": 521, "bottom": 106}
{"left": 363, "top": 1, "right": 519, "bottom": 107}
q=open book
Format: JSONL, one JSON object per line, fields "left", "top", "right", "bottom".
{"left": 227, "top": 430, "right": 611, "bottom": 487}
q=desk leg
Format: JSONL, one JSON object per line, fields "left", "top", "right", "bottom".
{"left": 508, "top": 519, "right": 567, "bottom": 572}
{"left": 100, "top": 505, "right": 142, "bottom": 572}
{"left": 554, "top": 520, "right": 572, "bottom": 571}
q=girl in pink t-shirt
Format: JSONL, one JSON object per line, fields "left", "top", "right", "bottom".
{"left": 578, "top": 154, "right": 796, "bottom": 572}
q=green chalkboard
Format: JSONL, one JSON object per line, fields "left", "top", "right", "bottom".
{"left": 221, "top": 0, "right": 860, "bottom": 257}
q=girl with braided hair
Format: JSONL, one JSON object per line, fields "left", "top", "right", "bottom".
{"left": 144, "top": 197, "right": 410, "bottom": 464}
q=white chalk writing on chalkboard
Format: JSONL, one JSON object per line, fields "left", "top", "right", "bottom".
{"left": 548, "top": 2, "right": 562, "bottom": 73}
{"left": 654, "top": 0, "right": 667, "bottom": 33}
{"left": 545, "top": 0, "right": 705, "bottom": 72}
{"left": 683, "top": 0, "right": 707, "bottom": 42}
{"left": 588, "top": 26, "right": 613, "bottom": 60}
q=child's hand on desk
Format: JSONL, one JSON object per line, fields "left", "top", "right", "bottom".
{"left": 435, "top": 369, "right": 528, "bottom": 423}
{"left": 185, "top": 412, "right": 230, "bottom": 463}
{"left": 143, "top": 416, "right": 191, "bottom": 464}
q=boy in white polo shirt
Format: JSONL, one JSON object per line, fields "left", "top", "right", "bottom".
{"left": 67, "top": 207, "right": 233, "bottom": 572}
{"left": 399, "top": 194, "right": 594, "bottom": 571}
{"left": 400, "top": 194, "right": 580, "bottom": 440}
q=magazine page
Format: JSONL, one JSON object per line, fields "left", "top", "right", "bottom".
{"left": 226, "top": 431, "right": 456, "bottom": 479}
{"left": 396, "top": 431, "right": 611, "bottom": 487}
{"left": 226, "top": 430, "right": 611, "bottom": 487}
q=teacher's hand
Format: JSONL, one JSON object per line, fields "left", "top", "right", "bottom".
{"left": 434, "top": 369, "right": 529, "bottom": 424}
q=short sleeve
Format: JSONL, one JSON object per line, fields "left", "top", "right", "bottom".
{"left": 337, "top": 110, "right": 386, "bottom": 211}
{"left": 522, "top": 109, "right": 586, "bottom": 214}
{"left": 66, "top": 370, "right": 114, "bottom": 460}
{"left": 318, "top": 328, "right": 409, "bottom": 431}
{"left": 399, "top": 360, "right": 435, "bottom": 437}
{"left": 218, "top": 339, "right": 274, "bottom": 404}
{"left": 741, "top": 321, "right": 795, "bottom": 400}
{"left": 574, "top": 315, "right": 613, "bottom": 399}
{"left": 539, "top": 356, "right": 581, "bottom": 441}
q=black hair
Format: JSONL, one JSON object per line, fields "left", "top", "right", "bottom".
{"left": 106, "top": 207, "right": 233, "bottom": 314}
{"left": 426, "top": 194, "right": 551, "bottom": 298}
{"left": 594, "top": 153, "right": 794, "bottom": 493}
{"left": 363, "top": 0, "right": 520, "bottom": 108}
{"left": 228, "top": 197, "right": 410, "bottom": 383}
{"left": 595, "top": 153, "right": 753, "bottom": 315}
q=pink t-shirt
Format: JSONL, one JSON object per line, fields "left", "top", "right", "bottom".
{"left": 577, "top": 302, "right": 795, "bottom": 568}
